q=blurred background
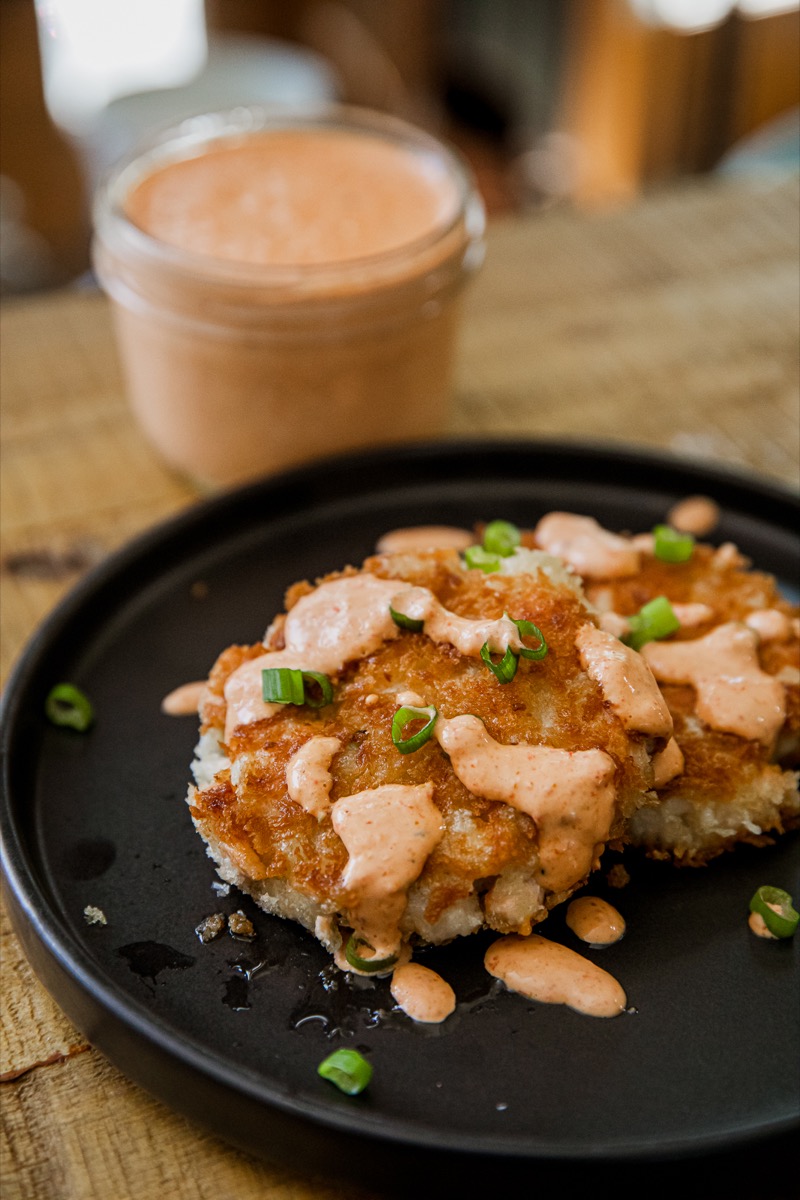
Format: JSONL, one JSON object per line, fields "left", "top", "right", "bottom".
{"left": 1, "top": 0, "right": 798, "bottom": 296}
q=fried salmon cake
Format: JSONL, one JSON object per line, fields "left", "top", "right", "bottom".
{"left": 187, "top": 548, "right": 670, "bottom": 971}
{"left": 524, "top": 513, "right": 800, "bottom": 865}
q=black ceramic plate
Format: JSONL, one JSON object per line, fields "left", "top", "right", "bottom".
{"left": 2, "top": 440, "right": 799, "bottom": 1190}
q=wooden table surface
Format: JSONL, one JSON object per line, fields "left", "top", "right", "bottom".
{"left": 1, "top": 174, "right": 798, "bottom": 1200}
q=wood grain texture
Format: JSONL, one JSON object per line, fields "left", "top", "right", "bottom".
{"left": 1, "top": 175, "right": 798, "bottom": 1199}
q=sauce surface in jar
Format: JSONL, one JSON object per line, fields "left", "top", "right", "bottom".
{"left": 125, "top": 130, "right": 462, "bottom": 269}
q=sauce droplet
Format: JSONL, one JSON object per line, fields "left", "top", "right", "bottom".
{"left": 566, "top": 896, "right": 626, "bottom": 946}
{"left": 161, "top": 680, "right": 207, "bottom": 715}
{"left": 667, "top": 495, "right": 720, "bottom": 537}
{"left": 390, "top": 962, "right": 456, "bottom": 1023}
{"left": 485, "top": 933, "right": 627, "bottom": 1018}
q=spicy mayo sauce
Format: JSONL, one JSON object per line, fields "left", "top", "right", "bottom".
{"left": 566, "top": 897, "right": 626, "bottom": 945}
{"left": 485, "top": 934, "right": 627, "bottom": 1017}
{"left": 390, "top": 962, "right": 456, "bottom": 1023}
{"left": 126, "top": 131, "right": 462, "bottom": 267}
{"left": 96, "top": 115, "right": 484, "bottom": 489}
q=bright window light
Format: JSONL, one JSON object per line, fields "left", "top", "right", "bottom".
{"left": 629, "top": 0, "right": 734, "bottom": 31}
{"left": 629, "top": 0, "right": 798, "bottom": 29}
{"left": 738, "top": 0, "right": 799, "bottom": 15}
{"left": 35, "top": 0, "right": 207, "bottom": 133}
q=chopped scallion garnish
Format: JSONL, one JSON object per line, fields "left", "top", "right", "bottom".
{"left": 464, "top": 545, "right": 501, "bottom": 573}
{"left": 480, "top": 642, "right": 519, "bottom": 683}
{"left": 625, "top": 596, "right": 680, "bottom": 651}
{"left": 391, "top": 704, "right": 438, "bottom": 754}
{"left": 345, "top": 935, "right": 399, "bottom": 973}
{"left": 510, "top": 617, "right": 548, "bottom": 661}
{"left": 318, "top": 1047, "right": 373, "bottom": 1095}
{"left": 390, "top": 604, "right": 423, "bottom": 632}
{"left": 300, "top": 671, "right": 334, "bottom": 708}
{"left": 749, "top": 886, "right": 799, "bottom": 938}
{"left": 44, "top": 683, "right": 94, "bottom": 731}
{"left": 653, "top": 524, "right": 694, "bottom": 563}
{"left": 483, "top": 520, "right": 521, "bottom": 558}
{"left": 261, "top": 667, "right": 333, "bottom": 707}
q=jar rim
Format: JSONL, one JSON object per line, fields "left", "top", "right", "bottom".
{"left": 93, "top": 103, "right": 486, "bottom": 290}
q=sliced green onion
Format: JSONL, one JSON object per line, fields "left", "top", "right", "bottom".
{"left": 345, "top": 935, "right": 399, "bottom": 973}
{"left": 44, "top": 683, "right": 94, "bottom": 731}
{"left": 749, "top": 886, "right": 799, "bottom": 938}
{"left": 483, "top": 520, "right": 521, "bottom": 558}
{"left": 391, "top": 704, "right": 438, "bottom": 754}
{"left": 318, "top": 1047, "right": 373, "bottom": 1095}
{"left": 390, "top": 604, "right": 423, "bottom": 632}
{"left": 261, "top": 667, "right": 333, "bottom": 707}
{"left": 653, "top": 524, "right": 694, "bottom": 563}
{"left": 262, "top": 667, "right": 304, "bottom": 704}
{"left": 625, "top": 596, "right": 680, "bottom": 652}
{"left": 464, "top": 545, "right": 501, "bottom": 573}
{"left": 300, "top": 671, "right": 334, "bottom": 708}
{"left": 480, "top": 642, "right": 519, "bottom": 683}
{"left": 510, "top": 617, "right": 548, "bottom": 661}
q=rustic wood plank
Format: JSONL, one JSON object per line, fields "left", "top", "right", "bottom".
{"left": 1, "top": 1044, "right": 382, "bottom": 1200}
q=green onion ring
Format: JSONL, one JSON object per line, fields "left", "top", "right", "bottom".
{"left": 510, "top": 617, "right": 548, "bottom": 660}
{"left": 653, "top": 524, "right": 694, "bottom": 563}
{"left": 464, "top": 545, "right": 501, "bottom": 573}
{"left": 480, "top": 642, "right": 519, "bottom": 683}
{"left": 391, "top": 704, "right": 438, "bottom": 754}
{"left": 390, "top": 604, "right": 424, "bottom": 632}
{"left": 44, "top": 683, "right": 94, "bottom": 731}
{"left": 317, "top": 1047, "right": 373, "bottom": 1095}
{"left": 483, "top": 519, "right": 521, "bottom": 558}
{"left": 344, "top": 935, "right": 399, "bottom": 973}
{"left": 300, "top": 670, "right": 334, "bottom": 708}
{"left": 625, "top": 596, "right": 680, "bottom": 652}
{"left": 749, "top": 886, "right": 799, "bottom": 938}
{"left": 262, "top": 667, "right": 333, "bottom": 707}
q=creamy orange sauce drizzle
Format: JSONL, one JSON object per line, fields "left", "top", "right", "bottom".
{"left": 744, "top": 608, "right": 794, "bottom": 643}
{"left": 435, "top": 715, "right": 616, "bottom": 893}
{"left": 161, "top": 680, "right": 207, "bottom": 715}
{"left": 391, "top": 586, "right": 523, "bottom": 657}
{"left": 286, "top": 736, "right": 340, "bottom": 820}
{"left": 652, "top": 737, "right": 685, "bottom": 788}
{"left": 390, "top": 962, "right": 456, "bottom": 1023}
{"left": 667, "top": 495, "right": 720, "bottom": 536}
{"left": 224, "top": 574, "right": 548, "bottom": 738}
{"left": 534, "top": 513, "right": 640, "bottom": 580}
{"left": 642, "top": 622, "right": 786, "bottom": 745}
{"left": 566, "top": 896, "right": 626, "bottom": 945}
{"left": 485, "top": 934, "right": 627, "bottom": 1017}
{"left": 376, "top": 525, "right": 473, "bottom": 554}
{"left": 223, "top": 575, "right": 401, "bottom": 738}
{"left": 576, "top": 623, "right": 673, "bottom": 738}
{"left": 331, "top": 783, "right": 443, "bottom": 957}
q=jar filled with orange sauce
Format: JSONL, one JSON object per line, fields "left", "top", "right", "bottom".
{"left": 92, "top": 105, "right": 486, "bottom": 490}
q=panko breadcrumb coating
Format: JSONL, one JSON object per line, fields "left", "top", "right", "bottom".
{"left": 523, "top": 515, "right": 800, "bottom": 866}
{"left": 187, "top": 547, "right": 669, "bottom": 970}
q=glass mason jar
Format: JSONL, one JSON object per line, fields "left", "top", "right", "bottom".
{"left": 92, "top": 105, "right": 486, "bottom": 490}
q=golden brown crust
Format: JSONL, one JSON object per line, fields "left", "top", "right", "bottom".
{"left": 522, "top": 530, "right": 799, "bottom": 865}
{"left": 189, "top": 552, "right": 660, "bottom": 938}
